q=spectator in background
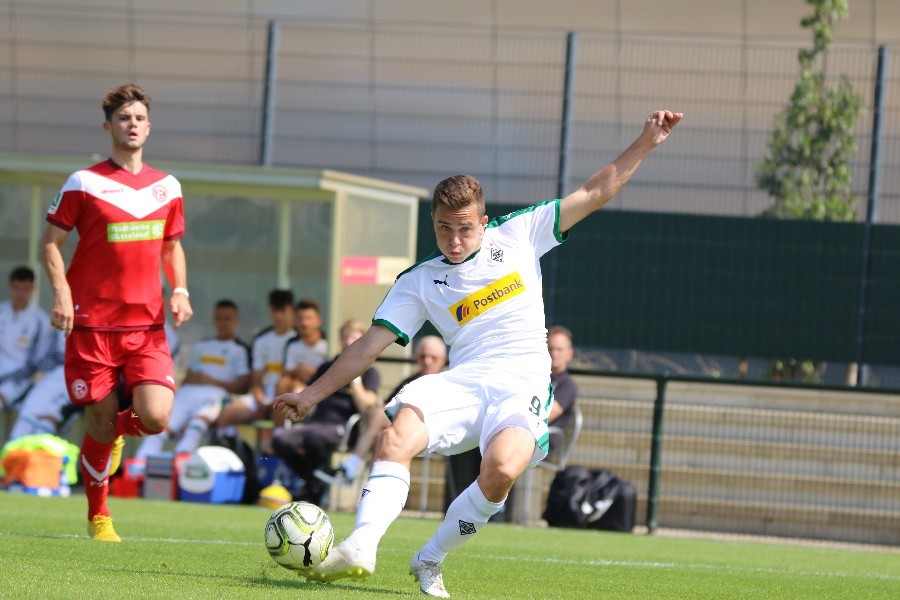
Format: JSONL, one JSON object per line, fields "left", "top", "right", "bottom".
{"left": 134, "top": 299, "right": 251, "bottom": 464}
{"left": 278, "top": 298, "right": 328, "bottom": 395}
{"left": 217, "top": 289, "right": 295, "bottom": 431}
{"left": 6, "top": 329, "right": 72, "bottom": 441}
{"left": 272, "top": 319, "right": 380, "bottom": 505}
{"left": 41, "top": 83, "right": 193, "bottom": 542}
{"left": 545, "top": 325, "right": 579, "bottom": 462}
{"left": 315, "top": 335, "right": 447, "bottom": 487}
{"left": 0, "top": 266, "right": 52, "bottom": 417}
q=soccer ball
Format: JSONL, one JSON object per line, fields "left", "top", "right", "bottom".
{"left": 264, "top": 501, "right": 334, "bottom": 571}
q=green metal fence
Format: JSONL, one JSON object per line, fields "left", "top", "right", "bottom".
{"left": 565, "top": 371, "right": 900, "bottom": 545}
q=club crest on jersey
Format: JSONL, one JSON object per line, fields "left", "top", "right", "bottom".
{"left": 448, "top": 271, "right": 525, "bottom": 326}
{"left": 490, "top": 246, "right": 504, "bottom": 262}
{"left": 152, "top": 184, "right": 168, "bottom": 202}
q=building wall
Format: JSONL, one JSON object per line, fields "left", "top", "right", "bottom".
{"left": 2, "top": 0, "right": 898, "bottom": 220}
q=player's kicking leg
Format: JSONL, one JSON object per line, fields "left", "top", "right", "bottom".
{"left": 303, "top": 461, "right": 409, "bottom": 582}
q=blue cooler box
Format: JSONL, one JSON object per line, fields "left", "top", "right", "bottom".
{"left": 178, "top": 446, "right": 246, "bottom": 503}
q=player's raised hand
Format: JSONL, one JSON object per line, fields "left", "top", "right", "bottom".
{"left": 643, "top": 110, "right": 683, "bottom": 145}
{"left": 273, "top": 390, "right": 316, "bottom": 423}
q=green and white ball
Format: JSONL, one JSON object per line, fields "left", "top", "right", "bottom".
{"left": 264, "top": 501, "right": 334, "bottom": 571}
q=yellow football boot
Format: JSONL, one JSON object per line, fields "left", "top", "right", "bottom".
{"left": 88, "top": 515, "right": 122, "bottom": 542}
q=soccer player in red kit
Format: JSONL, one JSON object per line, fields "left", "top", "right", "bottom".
{"left": 41, "top": 84, "right": 193, "bottom": 542}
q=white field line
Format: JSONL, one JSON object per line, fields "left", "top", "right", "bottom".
{"left": 2, "top": 530, "right": 898, "bottom": 583}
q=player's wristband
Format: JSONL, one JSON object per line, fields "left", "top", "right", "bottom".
{"left": 173, "top": 287, "right": 190, "bottom": 298}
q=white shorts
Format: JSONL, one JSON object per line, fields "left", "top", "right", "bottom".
{"left": 230, "top": 392, "right": 258, "bottom": 412}
{"left": 169, "top": 384, "right": 229, "bottom": 433}
{"left": 15, "top": 367, "right": 69, "bottom": 422}
{"left": 383, "top": 360, "right": 552, "bottom": 467}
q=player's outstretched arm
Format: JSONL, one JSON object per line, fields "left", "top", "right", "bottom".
{"left": 274, "top": 324, "right": 396, "bottom": 423}
{"left": 559, "top": 110, "right": 682, "bottom": 233}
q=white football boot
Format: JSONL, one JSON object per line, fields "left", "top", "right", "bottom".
{"left": 303, "top": 544, "right": 375, "bottom": 583}
{"left": 409, "top": 552, "right": 450, "bottom": 598}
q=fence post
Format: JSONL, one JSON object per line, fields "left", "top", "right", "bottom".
{"left": 854, "top": 45, "right": 889, "bottom": 386}
{"left": 546, "top": 31, "right": 577, "bottom": 325}
{"left": 260, "top": 20, "right": 280, "bottom": 167}
{"left": 646, "top": 376, "right": 668, "bottom": 533}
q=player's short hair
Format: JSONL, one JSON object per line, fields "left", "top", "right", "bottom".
{"left": 268, "top": 289, "right": 295, "bottom": 310}
{"left": 215, "top": 299, "right": 239, "bottom": 313}
{"left": 296, "top": 298, "right": 320, "bottom": 313}
{"left": 432, "top": 174, "right": 485, "bottom": 217}
{"left": 9, "top": 265, "right": 35, "bottom": 283}
{"left": 547, "top": 325, "right": 573, "bottom": 344}
{"left": 102, "top": 83, "right": 152, "bottom": 121}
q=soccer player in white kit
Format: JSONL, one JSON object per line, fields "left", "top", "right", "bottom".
{"left": 6, "top": 329, "right": 69, "bottom": 440}
{"left": 278, "top": 298, "right": 328, "bottom": 394}
{"left": 275, "top": 109, "right": 682, "bottom": 597}
{"left": 217, "top": 289, "right": 295, "bottom": 429}
{"left": 0, "top": 266, "right": 52, "bottom": 414}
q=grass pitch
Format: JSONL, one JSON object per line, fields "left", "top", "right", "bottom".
{"left": 0, "top": 492, "right": 897, "bottom": 599}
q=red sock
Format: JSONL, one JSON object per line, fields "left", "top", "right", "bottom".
{"left": 115, "top": 408, "right": 159, "bottom": 437}
{"left": 80, "top": 434, "right": 113, "bottom": 520}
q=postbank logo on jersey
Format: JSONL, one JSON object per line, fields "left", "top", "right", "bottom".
{"left": 448, "top": 271, "right": 525, "bottom": 326}
{"left": 107, "top": 220, "right": 165, "bottom": 242}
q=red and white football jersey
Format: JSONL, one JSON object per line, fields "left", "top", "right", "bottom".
{"left": 47, "top": 159, "right": 185, "bottom": 331}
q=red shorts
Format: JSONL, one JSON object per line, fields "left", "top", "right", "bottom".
{"left": 64, "top": 328, "right": 175, "bottom": 405}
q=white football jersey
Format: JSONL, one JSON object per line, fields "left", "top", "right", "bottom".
{"left": 374, "top": 199, "right": 566, "bottom": 369}
{"left": 0, "top": 300, "right": 52, "bottom": 381}
{"left": 283, "top": 337, "right": 328, "bottom": 372}
{"left": 251, "top": 328, "right": 296, "bottom": 402}
{"left": 187, "top": 337, "right": 251, "bottom": 384}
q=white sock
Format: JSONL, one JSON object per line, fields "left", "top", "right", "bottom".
{"left": 341, "top": 453, "right": 364, "bottom": 479}
{"left": 342, "top": 461, "right": 409, "bottom": 561}
{"left": 135, "top": 430, "right": 168, "bottom": 460}
{"left": 174, "top": 418, "right": 208, "bottom": 455}
{"left": 418, "top": 481, "right": 504, "bottom": 563}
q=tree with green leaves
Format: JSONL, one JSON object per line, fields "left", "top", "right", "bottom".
{"left": 758, "top": 1, "right": 864, "bottom": 383}
{"left": 757, "top": 0, "right": 863, "bottom": 222}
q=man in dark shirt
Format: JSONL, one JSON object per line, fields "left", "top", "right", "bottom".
{"left": 545, "top": 325, "right": 578, "bottom": 462}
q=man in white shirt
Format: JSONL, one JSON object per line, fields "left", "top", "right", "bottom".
{"left": 0, "top": 266, "right": 52, "bottom": 415}
{"left": 217, "top": 289, "right": 295, "bottom": 429}
{"left": 278, "top": 298, "right": 328, "bottom": 394}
